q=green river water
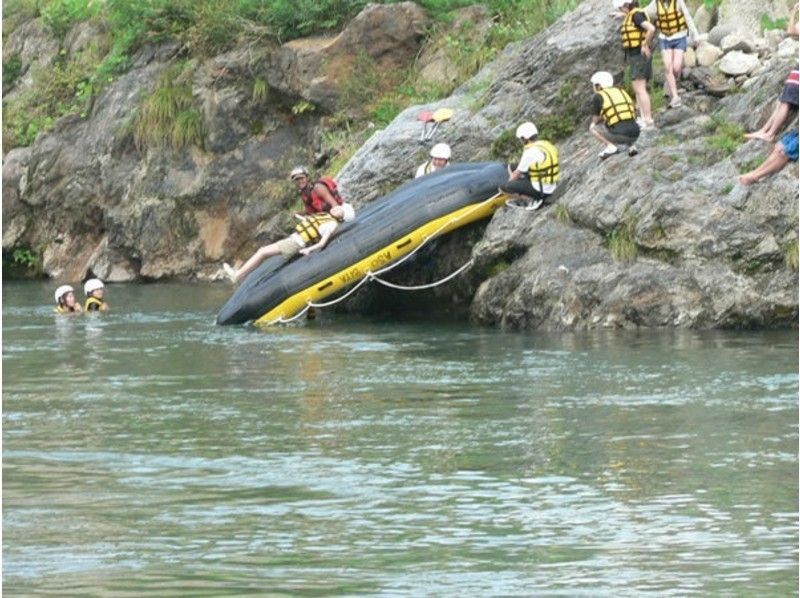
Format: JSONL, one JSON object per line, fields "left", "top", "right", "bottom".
{"left": 3, "top": 281, "right": 798, "bottom": 595}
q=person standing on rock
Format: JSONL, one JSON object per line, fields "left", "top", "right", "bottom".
{"left": 643, "top": 0, "right": 699, "bottom": 108}
{"left": 415, "top": 143, "right": 451, "bottom": 178}
{"left": 589, "top": 71, "right": 641, "bottom": 159}
{"left": 500, "top": 122, "right": 560, "bottom": 211}
{"left": 613, "top": 0, "right": 656, "bottom": 128}
{"left": 290, "top": 166, "right": 343, "bottom": 216}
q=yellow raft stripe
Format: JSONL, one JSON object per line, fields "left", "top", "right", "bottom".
{"left": 255, "top": 193, "right": 509, "bottom": 326}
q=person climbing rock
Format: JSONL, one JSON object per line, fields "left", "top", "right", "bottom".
{"left": 738, "top": 130, "right": 798, "bottom": 185}
{"left": 223, "top": 203, "right": 356, "bottom": 283}
{"left": 500, "top": 122, "right": 560, "bottom": 211}
{"left": 415, "top": 143, "right": 452, "bottom": 178}
{"left": 83, "top": 279, "right": 109, "bottom": 312}
{"left": 644, "top": 0, "right": 700, "bottom": 108}
{"left": 589, "top": 71, "right": 641, "bottom": 159}
{"left": 613, "top": 0, "right": 656, "bottom": 128}
{"left": 290, "top": 166, "right": 343, "bottom": 216}
{"left": 54, "top": 285, "right": 82, "bottom": 314}
{"left": 745, "top": 67, "right": 799, "bottom": 142}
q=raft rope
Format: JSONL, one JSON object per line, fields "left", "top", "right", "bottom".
{"left": 266, "top": 192, "right": 508, "bottom": 325}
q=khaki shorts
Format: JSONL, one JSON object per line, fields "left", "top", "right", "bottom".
{"left": 276, "top": 236, "right": 303, "bottom": 259}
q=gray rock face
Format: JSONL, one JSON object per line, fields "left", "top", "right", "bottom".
{"left": 718, "top": 50, "right": 761, "bottom": 75}
{"left": 338, "top": 0, "right": 797, "bottom": 330}
{"left": 3, "top": 18, "right": 60, "bottom": 94}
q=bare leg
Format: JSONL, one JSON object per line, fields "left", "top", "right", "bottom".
{"left": 738, "top": 144, "right": 789, "bottom": 185}
{"left": 745, "top": 102, "right": 790, "bottom": 141}
{"left": 234, "top": 243, "right": 281, "bottom": 281}
{"left": 662, "top": 48, "right": 679, "bottom": 101}
{"left": 632, "top": 79, "right": 653, "bottom": 122}
{"left": 590, "top": 126, "right": 616, "bottom": 148}
{"left": 670, "top": 49, "right": 684, "bottom": 105}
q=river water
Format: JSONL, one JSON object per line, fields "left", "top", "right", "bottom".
{"left": 3, "top": 281, "right": 798, "bottom": 595}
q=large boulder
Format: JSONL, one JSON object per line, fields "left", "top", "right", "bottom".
{"left": 695, "top": 41, "right": 724, "bottom": 67}
{"left": 718, "top": 50, "right": 761, "bottom": 75}
{"left": 718, "top": 0, "right": 791, "bottom": 36}
{"left": 265, "top": 2, "right": 429, "bottom": 113}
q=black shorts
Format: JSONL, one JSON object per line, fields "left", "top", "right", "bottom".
{"left": 500, "top": 177, "right": 550, "bottom": 200}
{"left": 598, "top": 121, "right": 640, "bottom": 145}
{"left": 625, "top": 49, "right": 652, "bottom": 81}
{"left": 779, "top": 82, "right": 799, "bottom": 108}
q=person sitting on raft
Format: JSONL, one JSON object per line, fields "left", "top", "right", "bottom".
{"left": 223, "top": 203, "right": 356, "bottom": 283}
{"left": 290, "top": 166, "right": 343, "bottom": 216}
{"left": 500, "top": 121, "right": 559, "bottom": 211}
{"left": 54, "top": 285, "right": 82, "bottom": 314}
{"left": 589, "top": 71, "right": 641, "bottom": 159}
{"left": 415, "top": 143, "right": 452, "bottom": 178}
{"left": 83, "top": 278, "right": 109, "bottom": 312}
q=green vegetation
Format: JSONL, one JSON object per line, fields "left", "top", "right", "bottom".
{"left": 133, "top": 61, "right": 205, "bottom": 151}
{"left": 3, "top": 55, "right": 23, "bottom": 88}
{"left": 705, "top": 112, "right": 744, "bottom": 156}
{"left": 738, "top": 155, "right": 766, "bottom": 174}
{"left": 252, "top": 78, "right": 269, "bottom": 102}
{"left": 760, "top": 12, "right": 788, "bottom": 33}
{"left": 490, "top": 128, "right": 519, "bottom": 163}
{"left": 785, "top": 240, "right": 799, "bottom": 270}
{"left": 605, "top": 212, "right": 639, "bottom": 262}
{"left": 551, "top": 202, "right": 572, "bottom": 225}
{"left": 488, "top": 259, "right": 510, "bottom": 277}
{"left": 537, "top": 78, "right": 583, "bottom": 141}
{"left": 3, "top": 246, "right": 43, "bottom": 278}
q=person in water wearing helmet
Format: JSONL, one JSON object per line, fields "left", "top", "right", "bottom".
{"left": 290, "top": 166, "right": 342, "bottom": 216}
{"left": 500, "top": 121, "right": 560, "bottom": 211}
{"left": 223, "top": 203, "right": 356, "bottom": 283}
{"left": 415, "top": 143, "right": 452, "bottom": 178}
{"left": 54, "top": 285, "right": 82, "bottom": 314}
{"left": 643, "top": 0, "right": 700, "bottom": 108}
{"left": 84, "top": 278, "right": 109, "bottom": 312}
{"left": 613, "top": 0, "right": 656, "bottom": 128}
{"left": 589, "top": 71, "right": 641, "bottom": 159}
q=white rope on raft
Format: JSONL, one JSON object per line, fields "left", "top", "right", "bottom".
{"left": 266, "top": 193, "right": 507, "bottom": 325}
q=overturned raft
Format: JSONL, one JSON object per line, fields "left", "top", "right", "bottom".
{"left": 216, "top": 161, "right": 509, "bottom": 326}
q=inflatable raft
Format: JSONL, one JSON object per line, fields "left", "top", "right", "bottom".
{"left": 216, "top": 162, "right": 509, "bottom": 326}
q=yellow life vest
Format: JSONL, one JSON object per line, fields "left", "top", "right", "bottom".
{"left": 526, "top": 140, "right": 560, "bottom": 185}
{"left": 621, "top": 8, "right": 648, "bottom": 49}
{"left": 598, "top": 87, "right": 636, "bottom": 127}
{"left": 656, "top": 0, "right": 687, "bottom": 36}
{"left": 85, "top": 296, "right": 105, "bottom": 312}
{"left": 295, "top": 213, "right": 338, "bottom": 245}
{"left": 55, "top": 305, "right": 77, "bottom": 314}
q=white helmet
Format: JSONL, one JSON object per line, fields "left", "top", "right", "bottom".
{"left": 54, "top": 285, "right": 74, "bottom": 303}
{"left": 289, "top": 166, "right": 309, "bottom": 180}
{"left": 430, "top": 143, "right": 451, "bottom": 160}
{"left": 612, "top": 0, "right": 629, "bottom": 8}
{"left": 516, "top": 122, "right": 538, "bottom": 140}
{"left": 84, "top": 278, "right": 104, "bottom": 295}
{"left": 591, "top": 71, "right": 614, "bottom": 88}
{"left": 341, "top": 203, "right": 356, "bottom": 222}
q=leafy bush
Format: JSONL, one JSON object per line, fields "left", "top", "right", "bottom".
{"left": 705, "top": 113, "right": 744, "bottom": 156}
{"left": 605, "top": 212, "right": 639, "bottom": 262}
{"left": 3, "top": 56, "right": 23, "bottom": 88}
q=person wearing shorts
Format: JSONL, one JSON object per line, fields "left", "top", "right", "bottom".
{"left": 644, "top": 0, "right": 699, "bottom": 108}
{"left": 223, "top": 203, "right": 355, "bottom": 283}
{"left": 745, "top": 67, "right": 799, "bottom": 142}
{"left": 614, "top": 0, "right": 657, "bottom": 128}
{"left": 739, "top": 130, "right": 799, "bottom": 185}
{"left": 589, "top": 71, "right": 642, "bottom": 159}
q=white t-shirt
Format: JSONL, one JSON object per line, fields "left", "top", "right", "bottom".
{"left": 517, "top": 146, "right": 557, "bottom": 194}
{"left": 415, "top": 161, "right": 442, "bottom": 178}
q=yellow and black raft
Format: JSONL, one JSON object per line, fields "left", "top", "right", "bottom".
{"left": 216, "top": 162, "right": 509, "bottom": 326}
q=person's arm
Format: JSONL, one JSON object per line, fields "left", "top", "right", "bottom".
{"left": 299, "top": 224, "right": 337, "bottom": 255}
{"left": 677, "top": 0, "right": 700, "bottom": 43}
{"left": 99, "top": 302, "right": 109, "bottom": 312}
{"left": 313, "top": 183, "right": 339, "bottom": 210}
{"left": 589, "top": 93, "right": 604, "bottom": 128}
{"left": 639, "top": 16, "right": 656, "bottom": 57}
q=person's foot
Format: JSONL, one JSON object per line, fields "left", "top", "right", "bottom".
{"left": 525, "top": 198, "right": 545, "bottom": 211}
{"left": 738, "top": 174, "right": 759, "bottom": 186}
{"left": 669, "top": 97, "right": 682, "bottom": 108}
{"left": 222, "top": 262, "right": 238, "bottom": 283}
{"left": 599, "top": 145, "right": 619, "bottom": 159}
{"left": 628, "top": 145, "right": 638, "bottom": 157}
{"left": 744, "top": 131, "right": 774, "bottom": 142}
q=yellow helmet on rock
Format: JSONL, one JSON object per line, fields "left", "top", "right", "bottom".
{"left": 515, "top": 122, "right": 538, "bottom": 140}
{"left": 591, "top": 71, "right": 614, "bottom": 89}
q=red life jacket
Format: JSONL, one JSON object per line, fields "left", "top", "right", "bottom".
{"left": 300, "top": 176, "right": 343, "bottom": 215}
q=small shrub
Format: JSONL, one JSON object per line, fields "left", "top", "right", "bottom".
{"left": 551, "top": 203, "right": 572, "bottom": 224}
{"left": 41, "top": 0, "right": 98, "bottom": 38}
{"left": 491, "top": 129, "right": 519, "bottom": 163}
{"left": 291, "top": 100, "right": 316, "bottom": 115}
{"left": 605, "top": 212, "right": 639, "bottom": 262}
{"left": 705, "top": 113, "right": 744, "bottom": 156}
{"left": 3, "top": 56, "right": 23, "bottom": 88}
{"left": 760, "top": 13, "right": 788, "bottom": 33}
{"left": 252, "top": 78, "right": 268, "bottom": 102}
{"left": 12, "top": 247, "right": 39, "bottom": 269}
